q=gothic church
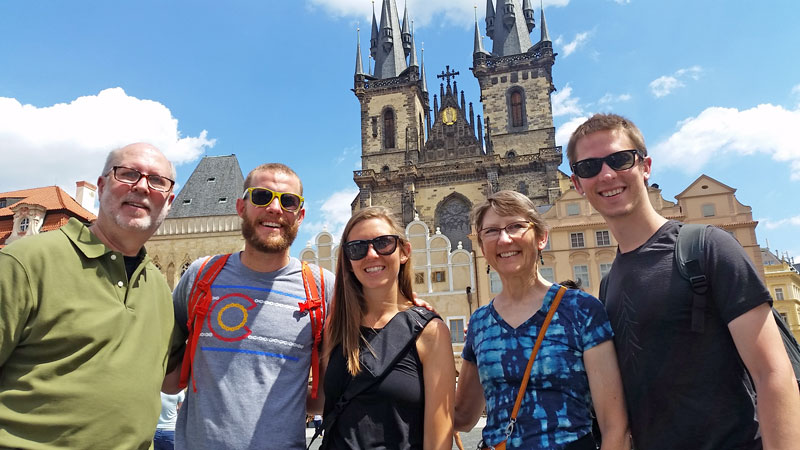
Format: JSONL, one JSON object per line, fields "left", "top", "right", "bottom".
{"left": 351, "top": 0, "right": 561, "bottom": 252}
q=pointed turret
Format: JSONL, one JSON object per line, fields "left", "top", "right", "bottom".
{"left": 523, "top": 0, "right": 535, "bottom": 33}
{"left": 539, "top": 1, "right": 550, "bottom": 42}
{"left": 408, "top": 25, "right": 419, "bottom": 68}
{"left": 401, "top": 2, "right": 412, "bottom": 57}
{"left": 373, "top": 0, "right": 408, "bottom": 79}
{"left": 487, "top": 0, "right": 533, "bottom": 56}
{"left": 370, "top": 3, "right": 379, "bottom": 59}
{"left": 485, "top": 0, "right": 496, "bottom": 39}
{"left": 420, "top": 47, "right": 428, "bottom": 93}
{"left": 473, "top": 6, "right": 488, "bottom": 56}
{"left": 355, "top": 28, "right": 365, "bottom": 76}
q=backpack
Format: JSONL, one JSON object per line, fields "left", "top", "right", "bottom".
{"left": 673, "top": 223, "right": 800, "bottom": 388}
{"left": 600, "top": 224, "right": 800, "bottom": 387}
{"left": 178, "top": 255, "right": 327, "bottom": 398}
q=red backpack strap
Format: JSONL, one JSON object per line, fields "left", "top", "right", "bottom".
{"left": 179, "top": 254, "right": 231, "bottom": 392}
{"left": 299, "top": 261, "right": 325, "bottom": 399}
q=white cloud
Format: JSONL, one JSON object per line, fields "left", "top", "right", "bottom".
{"left": 0, "top": 88, "right": 214, "bottom": 193}
{"left": 649, "top": 66, "right": 703, "bottom": 98}
{"left": 652, "top": 104, "right": 800, "bottom": 180}
{"left": 649, "top": 76, "right": 683, "bottom": 98}
{"left": 555, "top": 115, "right": 589, "bottom": 150}
{"left": 552, "top": 83, "right": 583, "bottom": 117}
{"left": 306, "top": 0, "right": 570, "bottom": 29}
{"left": 558, "top": 31, "right": 591, "bottom": 57}
{"left": 301, "top": 187, "right": 359, "bottom": 247}
{"left": 758, "top": 215, "right": 800, "bottom": 231}
{"left": 597, "top": 92, "right": 632, "bottom": 105}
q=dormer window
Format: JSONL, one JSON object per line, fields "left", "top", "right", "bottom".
{"left": 183, "top": 199, "right": 192, "bottom": 205}
{"left": 207, "top": 177, "right": 216, "bottom": 183}
{"left": 19, "top": 217, "right": 30, "bottom": 232}
{"left": 219, "top": 197, "right": 227, "bottom": 203}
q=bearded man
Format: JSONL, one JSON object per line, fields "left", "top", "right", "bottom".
{"left": 163, "top": 163, "right": 335, "bottom": 450}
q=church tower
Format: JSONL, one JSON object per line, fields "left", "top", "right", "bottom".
{"left": 351, "top": 0, "right": 561, "bottom": 252}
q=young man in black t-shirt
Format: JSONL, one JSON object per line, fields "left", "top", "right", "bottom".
{"left": 566, "top": 113, "right": 800, "bottom": 450}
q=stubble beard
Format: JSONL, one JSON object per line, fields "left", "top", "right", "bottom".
{"left": 241, "top": 211, "right": 299, "bottom": 254}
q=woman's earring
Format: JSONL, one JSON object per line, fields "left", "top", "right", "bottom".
{"left": 539, "top": 252, "right": 544, "bottom": 265}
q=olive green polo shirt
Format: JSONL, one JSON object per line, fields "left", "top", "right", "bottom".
{"left": 0, "top": 218, "right": 174, "bottom": 449}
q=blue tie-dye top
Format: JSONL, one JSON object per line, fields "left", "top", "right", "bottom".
{"left": 462, "top": 284, "right": 614, "bottom": 449}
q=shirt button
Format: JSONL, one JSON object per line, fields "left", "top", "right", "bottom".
{"left": 117, "top": 281, "right": 124, "bottom": 287}
{"left": 110, "top": 254, "right": 117, "bottom": 261}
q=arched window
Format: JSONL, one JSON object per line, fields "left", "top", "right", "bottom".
{"left": 19, "top": 217, "right": 30, "bottom": 232}
{"left": 510, "top": 90, "right": 523, "bottom": 127}
{"left": 383, "top": 109, "right": 396, "bottom": 149}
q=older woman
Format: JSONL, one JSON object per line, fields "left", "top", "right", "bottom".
{"left": 321, "top": 207, "right": 456, "bottom": 450}
{"left": 454, "top": 191, "right": 629, "bottom": 450}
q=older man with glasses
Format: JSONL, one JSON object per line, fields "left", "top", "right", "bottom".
{"left": 568, "top": 113, "right": 800, "bottom": 450}
{"left": 0, "top": 143, "right": 177, "bottom": 448}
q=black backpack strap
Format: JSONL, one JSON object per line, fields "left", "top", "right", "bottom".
{"left": 599, "top": 273, "right": 609, "bottom": 305}
{"left": 675, "top": 223, "right": 710, "bottom": 333}
{"left": 317, "top": 307, "right": 439, "bottom": 449}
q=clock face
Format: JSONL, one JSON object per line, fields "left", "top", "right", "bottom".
{"left": 442, "top": 107, "right": 458, "bottom": 126}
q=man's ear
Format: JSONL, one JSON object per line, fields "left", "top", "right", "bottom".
{"left": 236, "top": 197, "right": 246, "bottom": 218}
{"left": 642, "top": 156, "right": 652, "bottom": 181}
{"left": 571, "top": 174, "right": 585, "bottom": 195}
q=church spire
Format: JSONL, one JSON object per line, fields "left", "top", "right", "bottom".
{"left": 373, "top": 0, "right": 408, "bottom": 79}
{"left": 408, "top": 22, "right": 419, "bottom": 68}
{"left": 420, "top": 46, "right": 428, "bottom": 93}
{"left": 355, "top": 28, "right": 365, "bottom": 76}
{"left": 370, "top": 1, "right": 378, "bottom": 60}
{"left": 401, "top": 2, "right": 412, "bottom": 57}
{"left": 485, "top": 0, "right": 496, "bottom": 39}
{"left": 539, "top": 0, "right": 550, "bottom": 42}
{"left": 522, "top": 0, "right": 535, "bottom": 33}
{"left": 473, "top": 5, "right": 488, "bottom": 55}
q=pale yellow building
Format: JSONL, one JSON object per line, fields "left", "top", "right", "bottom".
{"left": 762, "top": 248, "right": 800, "bottom": 342}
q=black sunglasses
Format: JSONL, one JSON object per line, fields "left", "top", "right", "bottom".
{"left": 343, "top": 235, "right": 400, "bottom": 261}
{"left": 571, "top": 149, "right": 644, "bottom": 179}
{"left": 242, "top": 187, "right": 304, "bottom": 212}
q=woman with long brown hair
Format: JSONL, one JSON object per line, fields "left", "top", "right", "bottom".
{"left": 321, "top": 207, "right": 455, "bottom": 450}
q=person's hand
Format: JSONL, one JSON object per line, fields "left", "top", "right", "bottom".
{"left": 411, "top": 292, "right": 437, "bottom": 313}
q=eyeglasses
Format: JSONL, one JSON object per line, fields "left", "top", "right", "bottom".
{"left": 343, "top": 235, "right": 400, "bottom": 260}
{"left": 109, "top": 166, "right": 175, "bottom": 192}
{"left": 478, "top": 221, "right": 533, "bottom": 241}
{"left": 571, "top": 149, "right": 644, "bottom": 179}
{"left": 242, "top": 187, "right": 304, "bottom": 212}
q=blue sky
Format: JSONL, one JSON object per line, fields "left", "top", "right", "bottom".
{"left": 1, "top": 0, "right": 799, "bottom": 259}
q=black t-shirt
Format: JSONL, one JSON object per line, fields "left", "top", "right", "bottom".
{"left": 322, "top": 326, "right": 424, "bottom": 449}
{"left": 603, "top": 221, "right": 770, "bottom": 450}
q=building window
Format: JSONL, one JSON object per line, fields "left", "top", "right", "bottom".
{"left": 570, "top": 232, "right": 585, "bottom": 248}
{"left": 449, "top": 318, "right": 465, "bottom": 344}
{"left": 596, "top": 230, "right": 611, "bottom": 247}
{"left": 383, "top": 109, "right": 396, "bottom": 149}
{"left": 207, "top": 177, "right": 216, "bottom": 182}
{"left": 702, "top": 203, "right": 716, "bottom": 217}
{"left": 180, "top": 261, "right": 191, "bottom": 276}
{"left": 599, "top": 263, "right": 613, "bottom": 280}
{"left": 775, "top": 288, "right": 785, "bottom": 301}
{"left": 510, "top": 90, "right": 523, "bottom": 127}
{"left": 415, "top": 272, "right": 425, "bottom": 284}
{"left": 19, "top": 217, "right": 30, "bottom": 232}
{"left": 573, "top": 265, "right": 590, "bottom": 288}
{"left": 183, "top": 199, "right": 191, "bottom": 205}
{"left": 539, "top": 267, "right": 555, "bottom": 283}
{"left": 566, "top": 203, "right": 580, "bottom": 216}
{"left": 433, "top": 271, "right": 446, "bottom": 283}
{"left": 489, "top": 271, "right": 503, "bottom": 293}
{"left": 0, "top": 199, "right": 6, "bottom": 208}
{"left": 219, "top": 197, "right": 227, "bottom": 203}
{"left": 779, "top": 312, "right": 789, "bottom": 323}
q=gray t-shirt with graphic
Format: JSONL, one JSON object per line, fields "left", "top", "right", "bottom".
{"left": 172, "top": 254, "right": 333, "bottom": 450}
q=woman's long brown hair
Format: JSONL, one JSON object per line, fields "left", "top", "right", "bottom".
{"left": 326, "top": 207, "right": 414, "bottom": 375}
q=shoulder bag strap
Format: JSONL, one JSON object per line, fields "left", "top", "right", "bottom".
{"left": 300, "top": 261, "right": 325, "bottom": 399}
{"left": 505, "top": 286, "right": 567, "bottom": 438}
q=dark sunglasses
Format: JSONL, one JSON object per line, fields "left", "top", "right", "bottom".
{"left": 571, "top": 149, "right": 644, "bottom": 179}
{"left": 343, "top": 235, "right": 400, "bottom": 261}
{"left": 242, "top": 187, "right": 304, "bottom": 212}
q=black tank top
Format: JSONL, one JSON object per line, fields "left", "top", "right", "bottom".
{"left": 322, "top": 326, "right": 425, "bottom": 449}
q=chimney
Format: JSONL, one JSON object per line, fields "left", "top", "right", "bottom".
{"left": 75, "top": 181, "right": 97, "bottom": 211}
